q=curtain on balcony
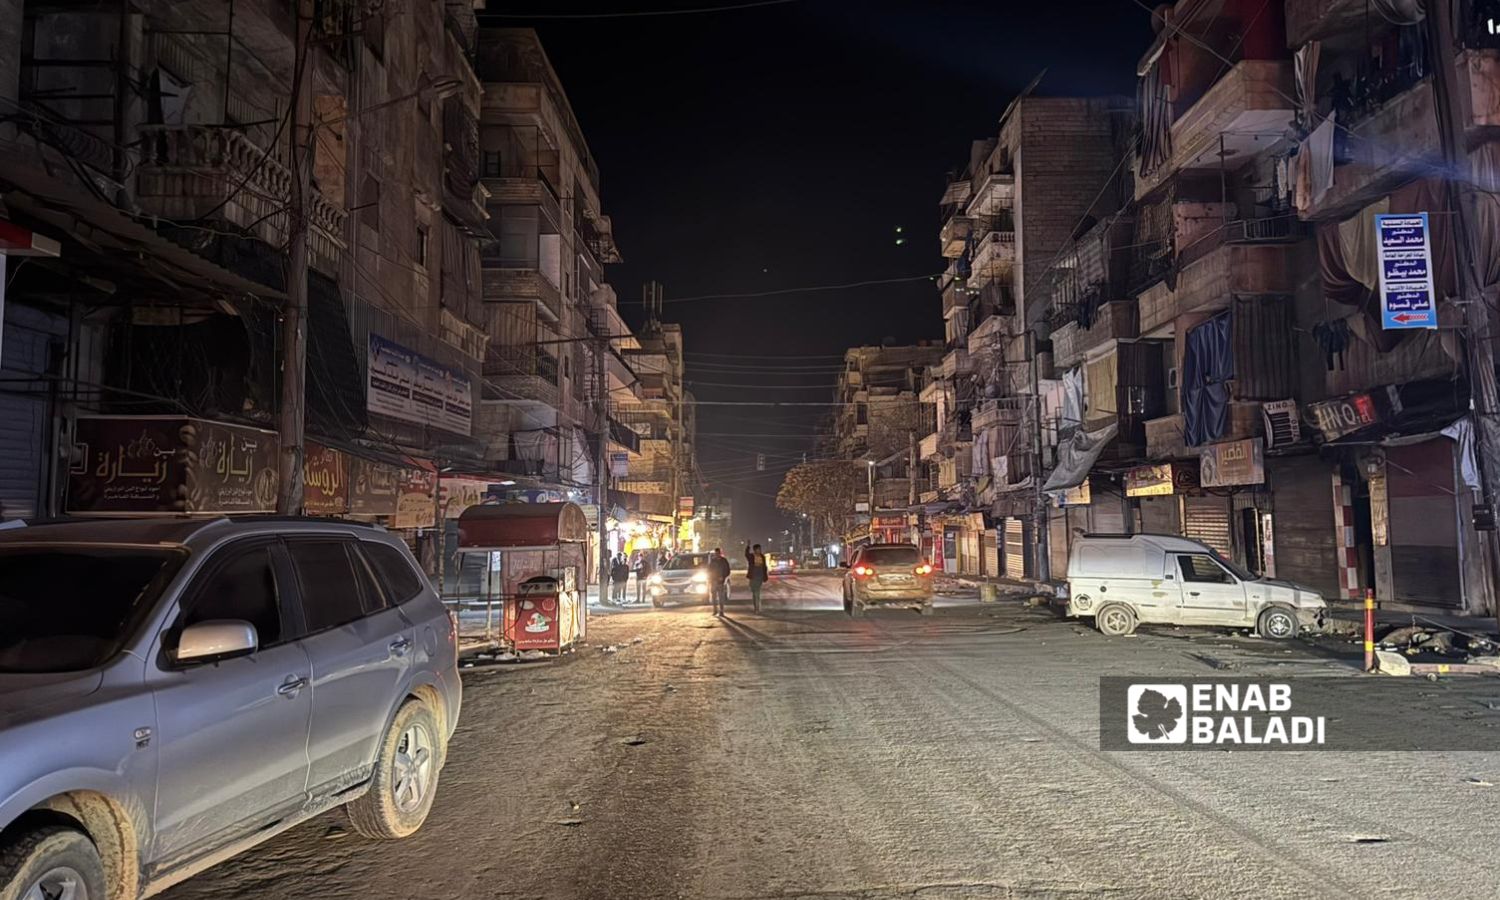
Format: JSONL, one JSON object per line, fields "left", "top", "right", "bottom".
{"left": 1182, "top": 312, "right": 1233, "bottom": 447}
{"left": 1138, "top": 58, "right": 1174, "bottom": 178}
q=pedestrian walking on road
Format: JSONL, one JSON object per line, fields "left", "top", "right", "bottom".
{"left": 709, "top": 547, "right": 732, "bottom": 615}
{"left": 746, "top": 543, "right": 769, "bottom": 613}
{"left": 610, "top": 554, "right": 630, "bottom": 604}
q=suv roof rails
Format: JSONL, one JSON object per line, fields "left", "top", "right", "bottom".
{"left": 231, "top": 515, "right": 387, "bottom": 530}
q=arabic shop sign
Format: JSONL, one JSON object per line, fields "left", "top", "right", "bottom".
{"left": 1051, "top": 479, "right": 1093, "bottom": 507}
{"left": 350, "top": 458, "right": 402, "bottom": 517}
{"left": 1375, "top": 213, "right": 1438, "bottom": 330}
{"left": 302, "top": 442, "right": 349, "bottom": 516}
{"left": 367, "top": 334, "right": 474, "bottom": 437}
{"left": 393, "top": 467, "right": 438, "bottom": 530}
{"left": 1306, "top": 386, "right": 1403, "bottom": 441}
{"left": 1125, "top": 461, "right": 1200, "bottom": 497}
{"left": 1199, "top": 438, "right": 1265, "bottom": 488}
{"left": 68, "top": 416, "right": 280, "bottom": 515}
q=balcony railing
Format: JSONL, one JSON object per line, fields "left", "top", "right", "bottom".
{"left": 136, "top": 124, "right": 347, "bottom": 275}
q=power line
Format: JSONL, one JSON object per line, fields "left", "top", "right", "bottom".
{"left": 485, "top": 0, "right": 801, "bottom": 19}
{"left": 664, "top": 273, "right": 939, "bottom": 304}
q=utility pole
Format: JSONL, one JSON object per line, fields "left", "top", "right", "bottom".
{"left": 1029, "top": 330, "right": 1050, "bottom": 583}
{"left": 593, "top": 331, "right": 608, "bottom": 626}
{"left": 1427, "top": 1, "right": 1500, "bottom": 624}
{"left": 277, "top": 0, "right": 314, "bottom": 514}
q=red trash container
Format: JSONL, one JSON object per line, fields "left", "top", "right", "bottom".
{"left": 504, "top": 576, "right": 562, "bottom": 651}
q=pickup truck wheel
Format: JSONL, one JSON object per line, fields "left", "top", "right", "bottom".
{"left": 1096, "top": 604, "right": 1137, "bottom": 636}
{"left": 1258, "top": 607, "right": 1299, "bottom": 640}
{"left": 347, "top": 700, "right": 442, "bottom": 840}
{"left": 0, "top": 827, "right": 108, "bottom": 900}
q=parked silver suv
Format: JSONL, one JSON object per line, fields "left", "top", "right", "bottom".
{"left": 0, "top": 517, "right": 462, "bottom": 899}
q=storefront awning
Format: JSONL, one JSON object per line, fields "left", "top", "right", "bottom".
{"left": 456, "top": 502, "right": 591, "bottom": 550}
{"left": 1043, "top": 423, "right": 1119, "bottom": 492}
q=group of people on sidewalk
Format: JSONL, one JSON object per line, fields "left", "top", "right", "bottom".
{"left": 604, "top": 543, "right": 773, "bottom": 614}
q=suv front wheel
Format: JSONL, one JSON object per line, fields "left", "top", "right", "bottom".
{"left": 347, "top": 700, "right": 443, "bottom": 840}
{"left": 0, "top": 827, "right": 108, "bottom": 900}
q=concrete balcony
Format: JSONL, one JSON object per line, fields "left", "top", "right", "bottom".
{"left": 1051, "top": 301, "right": 1140, "bottom": 370}
{"left": 1286, "top": 0, "right": 1396, "bottom": 47}
{"left": 967, "top": 169, "right": 1014, "bottom": 215}
{"left": 970, "top": 229, "right": 1016, "bottom": 279}
{"left": 617, "top": 479, "right": 671, "bottom": 496}
{"left": 481, "top": 174, "right": 562, "bottom": 229}
{"left": 939, "top": 347, "right": 972, "bottom": 380}
{"left": 919, "top": 431, "right": 942, "bottom": 461}
{"left": 1293, "top": 50, "right": 1500, "bottom": 222}
{"left": 972, "top": 397, "right": 1027, "bottom": 434}
{"left": 939, "top": 215, "right": 975, "bottom": 259}
{"left": 966, "top": 308, "right": 1015, "bottom": 357}
{"left": 1136, "top": 59, "right": 1295, "bottom": 200}
{"left": 136, "top": 125, "right": 347, "bottom": 276}
{"left": 1137, "top": 242, "right": 1299, "bottom": 337}
{"left": 482, "top": 268, "right": 563, "bottom": 322}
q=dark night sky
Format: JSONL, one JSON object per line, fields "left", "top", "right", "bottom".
{"left": 488, "top": 1, "right": 1152, "bottom": 542}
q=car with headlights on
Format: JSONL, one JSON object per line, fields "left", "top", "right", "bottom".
{"left": 646, "top": 552, "right": 714, "bottom": 607}
{"left": 840, "top": 543, "right": 935, "bottom": 616}
{"left": 0, "top": 516, "right": 461, "bottom": 900}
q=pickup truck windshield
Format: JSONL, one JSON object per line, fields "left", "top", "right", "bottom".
{"left": 0, "top": 547, "right": 183, "bottom": 673}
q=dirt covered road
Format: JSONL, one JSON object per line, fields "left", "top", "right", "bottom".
{"left": 160, "top": 573, "right": 1500, "bottom": 899}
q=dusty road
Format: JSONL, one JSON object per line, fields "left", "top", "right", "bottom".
{"left": 161, "top": 573, "right": 1500, "bottom": 899}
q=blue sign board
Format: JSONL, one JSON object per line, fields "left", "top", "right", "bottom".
{"left": 1375, "top": 213, "right": 1437, "bottom": 330}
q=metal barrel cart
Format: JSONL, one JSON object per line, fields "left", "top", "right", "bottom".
{"left": 445, "top": 502, "right": 590, "bottom": 658}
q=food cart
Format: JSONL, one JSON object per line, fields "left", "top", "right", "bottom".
{"left": 449, "top": 502, "right": 589, "bottom": 657}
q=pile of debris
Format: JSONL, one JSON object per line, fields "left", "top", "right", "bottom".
{"left": 1373, "top": 619, "right": 1500, "bottom": 677}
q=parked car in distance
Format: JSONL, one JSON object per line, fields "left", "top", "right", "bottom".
{"left": 840, "top": 543, "right": 935, "bottom": 615}
{"left": 1064, "top": 532, "right": 1327, "bottom": 638}
{"left": 0, "top": 516, "right": 462, "bottom": 900}
{"left": 647, "top": 552, "right": 714, "bottom": 606}
{"left": 769, "top": 554, "right": 796, "bottom": 575}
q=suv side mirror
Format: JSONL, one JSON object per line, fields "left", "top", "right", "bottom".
{"left": 176, "top": 620, "right": 259, "bottom": 664}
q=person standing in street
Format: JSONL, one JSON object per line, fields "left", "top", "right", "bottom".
{"left": 746, "top": 543, "right": 769, "bottom": 613}
{"left": 635, "top": 549, "right": 657, "bottom": 604}
{"left": 709, "top": 547, "right": 731, "bottom": 616}
{"left": 610, "top": 553, "right": 630, "bottom": 604}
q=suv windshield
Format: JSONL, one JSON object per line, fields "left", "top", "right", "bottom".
{"left": 0, "top": 546, "right": 184, "bottom": 673}
{"left": 861, "top": 546, "right": 921, "bottom": 566}
{"left": 665, "top": 553, "right": 709, "bottom": 570}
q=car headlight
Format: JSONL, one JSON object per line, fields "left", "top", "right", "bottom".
{"left": 647, "top": 573, "right": 663, "bottom": 585}
{"left": 692, "top": 571, "right": 709, "bottom": 583}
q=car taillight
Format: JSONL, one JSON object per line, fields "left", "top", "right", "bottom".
{"left": 853, "top": 565, "right": 871, "bottom": 577}
{"left": 915, "top": 564, "right": 933, "bottom": 575}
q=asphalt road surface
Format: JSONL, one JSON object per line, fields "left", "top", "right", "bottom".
{"left": 160, "top": 572, "right": 1500, "bottom": 899}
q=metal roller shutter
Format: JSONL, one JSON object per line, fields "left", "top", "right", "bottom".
{"left": 982, "top": 530, "right": 999, "bottom": 577}
{"left": 0, "top": 309, "right": 58, "bottom": 520}
{"left": 1182, "top": 495, "right": 1232, "bottom": 557}
{"left": 1004, "top": 517, "right": 1027, "bottom": 578}
{"left": 1137, "top": 495, "right": 1180, "bottom": 536}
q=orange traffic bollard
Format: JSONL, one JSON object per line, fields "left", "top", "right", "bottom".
{"left": 1364, "top": 588, "right": 1376, "bottom": 672}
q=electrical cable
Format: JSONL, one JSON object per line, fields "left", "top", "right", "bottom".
{"left": 484, "top": 0, "right": 801, "bottom": 19}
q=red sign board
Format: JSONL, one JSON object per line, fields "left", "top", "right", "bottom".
{"left": 302, "top": 442, "right": 349, "bottom": 516}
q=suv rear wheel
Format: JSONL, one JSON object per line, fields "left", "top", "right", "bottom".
{"left": 347, "top": 700, "right": 443, "bottom": 840}
{"left": 0, "top": 827, "right": 108, "bottom": 900}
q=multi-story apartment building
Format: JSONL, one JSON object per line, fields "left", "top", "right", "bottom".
{"left": 833, "top": 344, "right": 941, "bottom": 544}
{"left": 0, "top": 1, "right": 488, "bottom": 547}
{"left": 616, "top": 318, "right": 694, "bottom": 542}
{"left": 473, "top": 28, "right": 640, "bottom": 506}
{"left": 1033, "top": 0, "right": 1500, "bottom": 616}
{"left": 923, "top": 97, "right": 1129, "bottom": 578}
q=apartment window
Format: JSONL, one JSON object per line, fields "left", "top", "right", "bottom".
{"left": 487, "top": 206, "right": 539, "bottom": 267}
{"left": 415, "top": 224, "right": 429, "bottom": 267}
{"left": 482, "top": 151, "right": 504, "bottom": 178}
{"left": 856, "top": 402, "right": 868, "bottom": 426}
{"left": 360, "top": 174, "right": 381, "bottom": 232}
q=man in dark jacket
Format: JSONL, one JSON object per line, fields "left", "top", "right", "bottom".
{"left": 745, "top": 543, "right": 769, "bottom": 613}
{"left": 709, "top": 548, "right": 732, "bottom": 616}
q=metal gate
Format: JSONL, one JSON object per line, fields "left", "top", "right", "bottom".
{"left": 982, "top": 530, "right": 999, "bottom": 576}
{"left": 1182, "top": 495, "right": 1232, "bottom": 557}
{"left": 0, "top": 309, "right": 58, "bottom": 520}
